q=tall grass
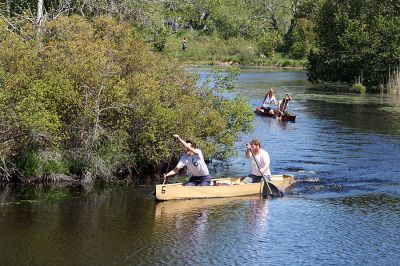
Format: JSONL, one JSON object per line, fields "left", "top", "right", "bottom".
{"left": 385, "top": 67, "right": 400, "bottom": 95}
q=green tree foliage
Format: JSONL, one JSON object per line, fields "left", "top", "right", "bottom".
{"left": 257, "top": 32, "right": 284, "bottom": 57}
{"left": 289, "top": 18, "right": 316, "bottom": 59}
{"left": 1, "top": 0, "right": 316, "bottom": 59}
{"left": 0, "top": 16, "right": 253, "bottom": 181}
{"left": 282, "top": 0, "right": 324, "bottom": 58}
{"left": 307, "top": 0, "right": 400, "bottom": 89}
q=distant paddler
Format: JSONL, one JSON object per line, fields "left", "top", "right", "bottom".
{"left": 261, "top": 88, "right": 279, "bottom": 116}
{"left": 163, "top": 134, "right": 211, "bottom": 186}
{"left": 277, "top": 93, "right": 292, "bottom": 118}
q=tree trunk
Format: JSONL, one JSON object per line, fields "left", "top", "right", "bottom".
{"left": 6, "top": 0, "right": 11, "bottom": 16}
{"left": 37, "top": 0, "right": 44, "bottom": 25}
{"left": 270, "top": 14, "right": 279, "bottom": 31}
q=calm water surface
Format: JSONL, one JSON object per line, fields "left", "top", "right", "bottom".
{"left": 1, "top": 68, "right": 400, "bottom": 265}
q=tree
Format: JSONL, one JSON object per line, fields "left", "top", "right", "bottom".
{"left": 307, "top": 0, "right": 400, "bottom": 89}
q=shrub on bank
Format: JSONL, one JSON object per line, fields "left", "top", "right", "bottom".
{"left": 310, "top": 81, "right": 365, "bottom": 93}
{"left": 0, "top": 16, "right": 254, "bottom": 182}
{"left": 351, "top": 83, "right": 366, "bottom": 94}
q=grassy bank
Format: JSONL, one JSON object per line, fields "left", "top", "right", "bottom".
{"left": 162, "top": 34, "right": 307, "bottom": 68}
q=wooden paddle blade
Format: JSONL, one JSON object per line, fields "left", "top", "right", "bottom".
{"left": 262, "top": 182, "right": 283, "bottom": 198}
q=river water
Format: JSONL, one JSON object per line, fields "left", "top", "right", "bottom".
{"left": 1, "top": 68, "right": 400, "bottom": 265}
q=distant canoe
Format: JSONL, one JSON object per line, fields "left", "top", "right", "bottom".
{"left": 155, "top": 174, "right": 295, "bottom": 201}
{"left": 254, "top": 107, "right": 296, "bottom": 122}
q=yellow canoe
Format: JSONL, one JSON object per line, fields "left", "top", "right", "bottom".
{"left": 155, "top": 174, "right": 295, "bottom": 201}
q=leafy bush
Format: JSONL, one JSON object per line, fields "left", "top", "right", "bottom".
{"left": 351, "top": 83, "right": 366, "bottom": 94}
{"left": 0, "top": 16, "right": 254, "bottom": 181}
{"left": 311, "top": 81, "right": 366, "bottom": 94}
{"left": 16, "top": 151, "right": 70, "bottom": 179}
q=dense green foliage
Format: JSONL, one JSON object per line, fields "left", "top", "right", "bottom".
{"left": 307, "top": 0, "right": 400, "bottom": 91}
{"left": 0, "top": 16, "right": 253, "bottom": 182}
{"left": 1, "top": 0, "right": 316, "bottom": 62}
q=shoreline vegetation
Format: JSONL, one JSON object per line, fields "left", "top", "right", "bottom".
{"left": 0, "top": 16, "right": 254, "bottom": 185}
{"left": 162, "top": 35, "right": 307, "bottom": 68}
{"left": 0, "top": 0, "right": 399, "bottom": 184}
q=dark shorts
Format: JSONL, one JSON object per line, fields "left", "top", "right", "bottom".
{"left": 251, "top": 175, "right": 263, "bottom": 183}
{"left": 262, "top": 107, "right": 272, "bottom": 112}
{"left": 241, "top": 174, "right": 270, "bottom": 184}
{"left": 184, "top": 175, "right": 211, "bottom": 186}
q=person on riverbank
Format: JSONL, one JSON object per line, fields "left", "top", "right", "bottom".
{"left": 261, "top": 89, "right": 279, "bottom": 115}
{"left": 242, "top": 139, "right": 271, "bottom": 184}
{"left": 277, "top": 93, "right": 292, "bottom": 117}
{"left": 163, "top": 134, "right": 211, "bottom": 186}
{"left": 182, "top": 37, "right": 188, "bottom": 51}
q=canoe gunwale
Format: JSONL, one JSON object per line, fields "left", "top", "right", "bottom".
{"left": 155, "top": 175, "right": 294, "bottom": 201}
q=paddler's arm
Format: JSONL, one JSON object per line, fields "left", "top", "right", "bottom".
{"left": 173, "top": 134, "right": 198, "bottom": 154}
{"left": 262, "top": 94, "right": 268, "bottom": 105}
{"left": 164, "top": 166, "right": 181, "bottom": 179}
{"left": 245, "top": 143, "right": 252, "bottom": 159}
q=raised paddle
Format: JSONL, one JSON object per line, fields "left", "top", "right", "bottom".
{"left": 162, "top": 137, "right": 177, "bottom": 185}
{"left": 248, "top": 146, "right": 283, "bottom": 198}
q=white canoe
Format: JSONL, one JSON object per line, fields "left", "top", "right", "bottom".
{"left": 155, "top": 174, "right": 295, "bottom": 201}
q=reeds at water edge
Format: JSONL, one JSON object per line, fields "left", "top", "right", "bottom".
{"left": 383, "top": 67, "right": 400, "bottom": 95}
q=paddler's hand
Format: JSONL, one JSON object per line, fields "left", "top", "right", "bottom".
{"left": 246, "top": 143, "right": 251, "bottom": 149}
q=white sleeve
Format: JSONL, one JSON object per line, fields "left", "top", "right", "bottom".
{"left": 176, "top": 156, "right": 187, "bottom": 169}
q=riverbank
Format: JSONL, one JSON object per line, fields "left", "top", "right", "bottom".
{"left": 162, "top": 35, "right": 307, "bottom": 68}
{"left": 180, "top": 58, "right": 307, "bottom": 68}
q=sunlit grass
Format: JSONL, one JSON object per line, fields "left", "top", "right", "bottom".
{"left": 162, "top": 34, "right": 306, "bottom": 67}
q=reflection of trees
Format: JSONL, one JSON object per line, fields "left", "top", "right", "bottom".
{"left": 0, "top": 185, "right": 156, "bottom": 265}
{"left": 0, "top": 183, "right": 13, "bottom": 205}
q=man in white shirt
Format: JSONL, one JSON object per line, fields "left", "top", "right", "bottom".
{"left": 242, "top": 139, "right": 271, "bottom": 184}
{"left": 261, "top": 89, "right": 279, "bottom": 115}
{"left": 163, "top": 134, "right": 211, "bottom": 186}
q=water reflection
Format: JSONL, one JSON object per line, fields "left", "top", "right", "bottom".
{"left": 245, "top": 198, "right": 269, "bottom": 234}
{"left": 152, "top": 196, "right": 272, "bottom": 264}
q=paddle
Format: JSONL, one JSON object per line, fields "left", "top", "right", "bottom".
{"left": 248, "top": 147, "right": 283, "bottom": 198}
{"left": 162, "top": 137, "right": 177, "bottom": 185}
{"left": 261, "top": 93, "right": 268, "bottom": 108}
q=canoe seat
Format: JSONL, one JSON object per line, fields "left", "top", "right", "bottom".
{"left": 211, "top": 177, "right": 241, "bottom": 186}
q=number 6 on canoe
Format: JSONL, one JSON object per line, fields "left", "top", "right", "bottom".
{"left": 248, "top": 147, "right": 283, "bottom": 198}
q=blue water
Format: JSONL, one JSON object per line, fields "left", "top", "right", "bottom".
{"left": 1, "top": 68, "right": 399, "bottom": 265}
